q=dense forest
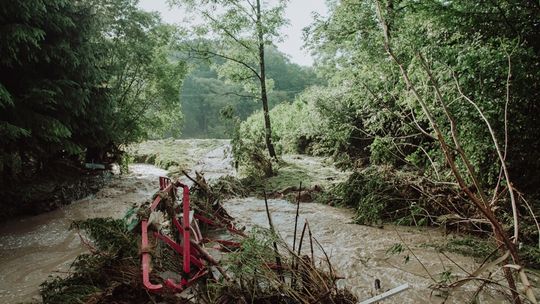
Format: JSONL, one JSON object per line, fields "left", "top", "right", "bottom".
{"left": 181, "top": 46, "right": 322, "bottom": 138}
{"left": 1, "top": 0, "right": 540, "bottom": 303}
{"left": 0, "top": 0, "right": 185, "bottom": 182}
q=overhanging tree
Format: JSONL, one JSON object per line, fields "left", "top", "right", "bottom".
{"left": 0, "top": 0, "right": 187, "bottom": 185}
{"left": 90, "top": 0, "right": 187, "bottom": 145}
{"left": 170, "top": 0, "right": 289, "bottom": 160}
{"left": 0, "top": 0, "right": 104, "bottom": 181}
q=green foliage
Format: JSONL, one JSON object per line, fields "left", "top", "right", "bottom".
{"left": 385, "top": 243, "right": 411, "bottom": 264}
{"left": 232, "top": 133, "right": 275, "bottom": 178}
{"left": 236, "top": 86, "right": 346, "bottom": 157}
{"left": 438, "top": 270, "right": 454, "bottom": 285}
{"left": 0, "top": 0, "right": 187, "bottom": 192}
{"left": 172, "top": 0, "right": 292, "bottom": 158}
{"left": 225, "top": 107, "right": 273, "bottom": 178}
{"left": 441, "top": 237, "right": 497, "bottom": 260}
{"left": 180, "top": 47, "right": 322, "bottom": 139}
{"left": 519, "top": 244, "right": 540, "bottom": 269}
{"left": 227, "top": 227, "right": 280, "bottom": 276}
{"left": 1, "top": 0, "right": 104, "bottom": 174}
{"left": 304, "top": 0, "right": 540, "bottom": 193}
{"left": 317, "top": 164, "right": 469, "bottom": 227}
{"left": 41, "top": 218, "right": 140, "bottom": 304}
{"left": 213, "top": 226, "right": 357, "bottom": 303}
{"left": 386, "top": 243, "right": 405, "bottom": 256}
{"left": 370, "top": 136, "right": 399, "bottom": 166}
{"left": 119, "top": 153, "right": 133, "bottom": 175}
{"left": 70, "top": 218, "right": 139, "bottom": 259}
{"left": 98, "top": 10, "right": 187, "bottom": 143}
{"left": 329, "top": 167, "right": 403, "bottom": 225}
{"left": 181, "top": 60, "right": 252, "bottom": 138}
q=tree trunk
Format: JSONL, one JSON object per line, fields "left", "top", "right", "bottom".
{"left": 256, "top": 0, "right": 277, "bottom": 160}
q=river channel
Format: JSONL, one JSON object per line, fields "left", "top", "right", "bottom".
{"left": 0, "top": 140, "right": 536, "bottom": 303}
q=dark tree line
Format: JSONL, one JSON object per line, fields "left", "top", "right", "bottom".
{"left": 0, "top": 0, "right": 186, "bottom": 185}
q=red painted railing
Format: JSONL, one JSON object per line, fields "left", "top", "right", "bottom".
{"left": 141, "top": 177, "right": 204, "bottom": 292}
{"left": 140, "top": 176, "right": 241, "bottom": 292}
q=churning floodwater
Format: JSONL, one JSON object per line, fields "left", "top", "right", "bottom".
{"left": 0, "top": 140, "right": 536, "bottom": 303}
{"left": 224, "top": 198, "right": 513, "bottom": 303}
{"left": 0, "top": 164, "right": 167, "bottom": 303}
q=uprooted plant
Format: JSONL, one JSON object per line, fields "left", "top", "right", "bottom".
{"left": 40, "top": 172, "right": 355, "bottom": 304}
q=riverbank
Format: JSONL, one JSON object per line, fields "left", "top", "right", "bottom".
{"left": 0, "top": 168, "right": 110, "bottom": 221}
{"left": 2, "top": 139, "right": 538, "bottom": 303}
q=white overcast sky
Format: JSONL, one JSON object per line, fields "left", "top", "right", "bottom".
{"left": 137, "top": 0, "right": 328, "bottom": 66}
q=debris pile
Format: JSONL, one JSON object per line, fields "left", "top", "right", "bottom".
{"left": 41, "top": 172, "right": 356, "bottom": 303}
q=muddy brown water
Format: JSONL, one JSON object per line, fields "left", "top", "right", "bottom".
{"left": 0, "top": 141, "right": 537, "bottom": 303}
{"left": 224, "top": 198, "right": 515, "bottom": 303}
{"left": 0, "top": 164, "right": 167, "bottom": 303}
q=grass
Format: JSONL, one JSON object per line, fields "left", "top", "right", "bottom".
{"left": 266, "top": 162, "right": 312, "bottom": 192}
{"left": 264, "top": 154, "right": 349, "bottom": 193}
{"left": 129, "top": 139, "right": 226, "bottom": 176}
{"left": 227, "top": 153, "right": 350, "bottom": 199}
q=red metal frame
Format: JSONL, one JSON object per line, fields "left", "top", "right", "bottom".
{"left": 140, "top": 176, "right": 245, "bottom": 293}
{"left": 141, "top": 177, "right": 202, "bottom": 292}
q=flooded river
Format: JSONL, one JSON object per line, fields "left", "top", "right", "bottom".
{"left": 225, "top": 198, "right": 508, "bottom": 303}
{"left": 0, "top": 141, "right": 233, "bottom": 304}
{"left": 0, "top": 164, "right": 167, "bottom": 303}
{"left": 0, "top": 140, "right": 536, "bottom": 303}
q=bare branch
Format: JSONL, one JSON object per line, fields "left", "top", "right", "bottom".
{"left": 452, "top": 71, "right": 519, "bottom": 244}
{"left": 418, "top": 54, "right": 490, "bottom": 206}
{"left": 374, "top": 2, "right": 534, "bottom": 302}
{"left": 245, "top": 0, "right": 257, "bottom": 14}
{"left": 493, "top": 48, "right": 514, "bottom": 202}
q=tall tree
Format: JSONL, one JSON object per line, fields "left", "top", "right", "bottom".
{"left": 170, "top": 0, "right": 289, "bottom": 159}
{"left": 0, "top": 0, "right": 104, "bottom": 181}
{"left": 0, "top": 0, "right": 187, "bottom": 185}
{"left": 90, "top": 0, "right": 187, "bottom": 145}
{"left": 180, "top": 46, "right": 321, "bottom": 138}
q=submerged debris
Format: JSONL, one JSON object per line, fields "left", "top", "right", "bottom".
{"left": 40, "top": 173, "right": 356, "bottom": 304}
